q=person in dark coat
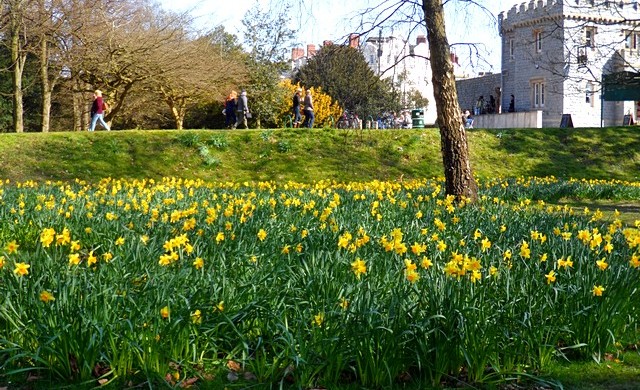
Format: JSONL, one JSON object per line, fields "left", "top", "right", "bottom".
{"left": 292, "top": 88, "right": 302, "bottom": 128}
{"left": 224, "top": 91, "right": 237, "bottom": 129}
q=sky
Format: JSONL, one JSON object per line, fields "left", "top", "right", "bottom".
{"left": 160, "top": 0, "right": 524, "bottom": 73}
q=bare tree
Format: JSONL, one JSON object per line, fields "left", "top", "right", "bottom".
{"left": 151, "top": 29, "right": 248, "bottom": 129}
{"left": 2, "top": 0, "right": 33, "bottom": 133}
{"left": 35, "top": 0, "right": 66, "bottom": 132}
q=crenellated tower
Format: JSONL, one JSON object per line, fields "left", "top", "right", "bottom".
{"left": 498, "top": 0, "right": 640, "bottom": 127}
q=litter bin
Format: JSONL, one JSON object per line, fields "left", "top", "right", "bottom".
{"left": 411, "top": 108, "right": 425, "bottom": 129}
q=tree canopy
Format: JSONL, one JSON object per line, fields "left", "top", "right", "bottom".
{"left": 294, "top": 44, "right": 400, "bottom": 118}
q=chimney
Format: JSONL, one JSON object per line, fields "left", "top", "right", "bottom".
{"left": 349, "top": 33, "right": 360, "bottom": 48}
{"left": 416, "top": 35, "right": 427, "bottom": 45}
{"left": 291, "top": 47, "right": 304, "bottom": 61}
{"left": 450, "top": 52, "right": 459, "bottom": 65}
{"left": 307, "top": 44, "right": 317, "bottom": 57}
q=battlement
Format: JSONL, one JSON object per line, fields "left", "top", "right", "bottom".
{"left": 500, "top": 0, "right": 563, "bottom": 28}
{"left": 500, "top": 0, "right": 640, "bottom": 29}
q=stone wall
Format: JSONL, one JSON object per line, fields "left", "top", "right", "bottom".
{"left": 456, "top": 74, "right": 502, "bottom": 113}
{"left": 471, "top": 111, "right": 543, "bottom": 129}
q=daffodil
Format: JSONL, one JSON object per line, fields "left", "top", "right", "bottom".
{"left": 545, "top": 270, "right": 556, "bottom": 284}
{"left": 13, "top": 262, "right": 30, "bottom": 276}
{"left": 68, "top": 253, "right": 81, "bottom": 266}
{"left": 520, "top": 241, "right": 531, "bottom": 259}
{"left": 191, "top": 309, "right": 202, "bottom": 324}
{"left": 596, "top": 258, "right": 608, "bottom": 271}
{"left": 40, "top": 227, "right": 56, "bottom": 248}
{"left": 87, "top": 251, "right": 98, "bottom": 267}
{"left": 193, "top": 257, "right": 204, "bottom": 269}
{"left": 4, "top": 241, "right": 19, "bottom": 254}
{"left": 592, "top": 285, "right": 605, "bottom": 296}
{"left": 257, "top": 229, "right": 267, "bottom": 241}
{"left": 314, "top": 312, "right": 324, "bottom": 327}
{"left": 40, "top": 291, "right": 55, "bottom": 303}
{"left": 405, "top": 270, "right": 420, "bottom": 283}
{"left": 351, "top": 258, "right": 367, "bottom": 279}
{"left": 160, "top": 306, "right": 170, "bottom": 319}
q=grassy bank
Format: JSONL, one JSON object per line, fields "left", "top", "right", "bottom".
{"left": 0, "top": 127, "right": 638, "bottom": 183}
{"left": 0, "top": 127, "right": 639, "bottom": 389}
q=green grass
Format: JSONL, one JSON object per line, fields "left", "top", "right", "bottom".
{"left": 1, "top": 126, "right": 639, "bottom": 183}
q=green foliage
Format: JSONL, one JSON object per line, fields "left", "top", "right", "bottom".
{"left": 0, "top": 178, "right": 638, "bottom": 389}
{"left": 198, "top": 145, "right": 220, "bottom": 166}
{"left": 276, "top": 140, "right": 291, "bottom": 153}
{"left": 240, "top": 60, "right": 288, "bottom": 129}
{"left": 294, "top": 45, "right": 400, "bottom": 119}
{"left": 206, "top": 135, "right": 229, "bottom": 150}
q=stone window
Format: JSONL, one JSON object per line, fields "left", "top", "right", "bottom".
{"left": 531, "top": 80, "right": 545, "bottom": 108}
{"left": 584, "top": 27, "right": 596, "bottom": 48}
{"left": 624, "top": 30, "right": 639, "bottom": 50}
{"left": 509, "top": 38, "right": 515, "bottom": 60}
{"left": 585, "top": 82, "right": 595, "bottom": 106}
{"left": 534, "top": 30, "right": 543, "bottom": 53}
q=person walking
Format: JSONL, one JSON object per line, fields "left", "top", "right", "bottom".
{"left": 235, "top": 90, "right": 250, "bottom": 129}
{"left": 224, "top": 91, "right": 237, "bottom": 129}
{"left": 292, "top": 88, "right": 302, "bottom": 128}
{"left": 89, "top": 90, "right": 110, "bottom": 131}
{"left": 302, "top": 90, "right": 314, "bottom": 128}
{"left": 474, "top": 95, "right": 484, "bottom": 116}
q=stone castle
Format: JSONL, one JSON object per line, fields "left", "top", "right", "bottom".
{"left": 459, "top": 0, "right": 640, "bottom": 127}
{"left": 291, "top": 0, "right": 640, "bottom": 128}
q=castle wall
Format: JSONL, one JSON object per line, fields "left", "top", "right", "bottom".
{"left": 499, "top": 0, "right": 640, "bottom": 127}
{"left": 455, "top": 74, "right": 502, "bottom": 113}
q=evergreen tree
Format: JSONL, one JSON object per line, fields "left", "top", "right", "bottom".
{"left": 293, "top": 44, "right": 399, "bottom": 119}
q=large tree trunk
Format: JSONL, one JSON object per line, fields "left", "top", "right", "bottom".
{"left": 422, "top": 0, "right": 478, "bottom": 202}
{"left": 40, "top": 36, "right": 52, "bottom": 133}
{"left": 72, "top": 78, "right": 83, "bottom": 131}
{"left": 10, "top": 3, "right": 26, "bottom": 133}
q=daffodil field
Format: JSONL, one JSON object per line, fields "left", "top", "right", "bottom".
{"left": 0, "top": 177, "right": 639, "bottom": 388}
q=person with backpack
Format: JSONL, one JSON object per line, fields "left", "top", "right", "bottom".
{"left": 89, "top": 90, "right": 110, "bottom": 131}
